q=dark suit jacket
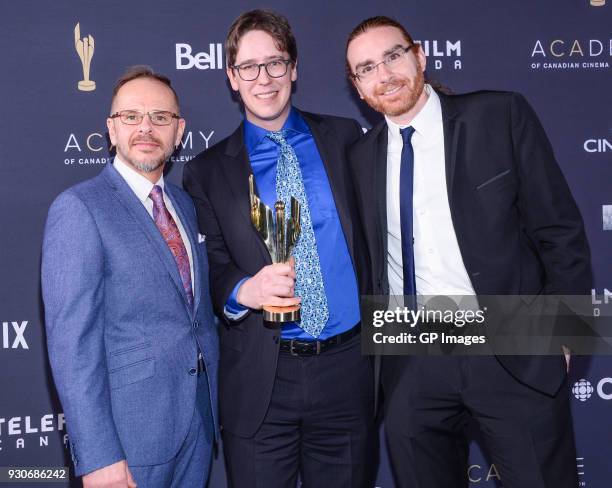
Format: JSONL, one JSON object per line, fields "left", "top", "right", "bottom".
{"left": 183, "top": 110, "right": 370, "bottom": 437}
{"left": 348, "top": 90, "right": 592, "bottom": 396}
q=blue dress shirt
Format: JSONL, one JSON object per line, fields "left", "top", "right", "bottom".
{"left": 226, "top": 108, "right": 360, "bottom": 340}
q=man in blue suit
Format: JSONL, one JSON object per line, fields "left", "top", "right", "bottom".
{"left": 42, "top": 66, "right": 218, "bottom": 488}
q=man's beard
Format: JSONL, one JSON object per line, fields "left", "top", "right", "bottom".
{"left": 117, "top": 135, "right": 172, "bottom": 173}
{"left": 363, "top": 68, "right": 425, "bottom": 118}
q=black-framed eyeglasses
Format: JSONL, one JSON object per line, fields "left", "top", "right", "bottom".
{"left": 351, "top": 45, "right": 413, "bottom": 82}
{"left": 110, "top": 110, "right": 180, "bottom": 126}
{"left": 231, "top": 58, "right": 293, "bottom": 81}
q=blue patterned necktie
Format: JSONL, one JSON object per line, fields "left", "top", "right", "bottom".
{"left": 400, "top": 126, "right": 417, "bottom": 306}
{"left": 267, "top": 129, "right": 329, "bottom": 338}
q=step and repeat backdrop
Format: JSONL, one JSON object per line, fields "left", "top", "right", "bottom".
{"left": 0, "top": 1, "right": 610, "bottom": 487}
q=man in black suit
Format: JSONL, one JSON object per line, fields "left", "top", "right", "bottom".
{"left": 345, "top": 16, "right": 591, "bottom": 488}
{"left": 184, "top": 9, "right": 374, "bottom": 488}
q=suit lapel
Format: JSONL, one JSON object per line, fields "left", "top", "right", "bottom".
{"left": 439, "top": 92, "right": 461, "bottom": 204}
{"left": 374, "top": 124, "right": 389, "bottom": 268}
{"left": 220, "top": 124, "right": 272, "bottom": 266}
{"left": 165, "top": 184, "right": 200, "bottom": 317}
{"left": 102, "top": 164, "right": 191, "bottom": 313}
{"left": 302, "top": 111, "right": 355, "bottom": 258}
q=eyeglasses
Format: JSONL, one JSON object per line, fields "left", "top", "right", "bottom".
{"left": 110, "top": 110, "right": 180, "bottom": 126}
{"left": 352, "top": 46, "right": 413, "bottom": 82}
{"left": 231, "top": 59, "right": 293, "bottom": 81}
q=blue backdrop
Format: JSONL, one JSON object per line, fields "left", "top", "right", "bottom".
{"left": 0, "top": 1, "right": 610, "bottom": 486}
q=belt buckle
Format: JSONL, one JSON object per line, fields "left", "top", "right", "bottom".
{"left": 315, "top": 341, "right": 321, "bottom": 355}
{"left": 290, "top": 339, "right": 298, "bottom": 357}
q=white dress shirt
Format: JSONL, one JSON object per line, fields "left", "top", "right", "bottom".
{"left": 385, "top": 85, "right": 475, "bottom": 299}
{"left": 113, "top": 157, "right": 195, "bottom": 287}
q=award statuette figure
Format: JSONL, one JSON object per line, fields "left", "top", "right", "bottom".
{"left": 74, "top": 23, "right": 96, "bottom": 92}
{"left": 249, "top": 174, "right": 301, "bottom": 323}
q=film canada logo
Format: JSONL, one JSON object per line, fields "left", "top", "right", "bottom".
{"left": 0, "top": 413, "right": 67, "bottom": 452}
{"left": 175, "top": 43, "right": 224, "bottom": 70}
{"left": 415, "top": 39, "right": 462, "bottom": 70}
{"left": 530, "top": 38, "right": 611, "bottom": 70}
{"left": 74, "top": 22, "right": 96, "bottom": 91}
{"left": 2, "top": 321, "right": 28, "bottom": 350}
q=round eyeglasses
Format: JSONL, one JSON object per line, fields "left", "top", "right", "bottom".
{"left": 352, "top": 45, "right": 413, "bottom": 82}
{"left": 231, "top": 59, "right": 292, "bottom": 81}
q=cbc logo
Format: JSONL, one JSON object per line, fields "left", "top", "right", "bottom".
{"left": 572, "top": 379, "right": 594, "bottom": 401}
{"left": 572, "top": 378, "right": 612, "bottom": 401}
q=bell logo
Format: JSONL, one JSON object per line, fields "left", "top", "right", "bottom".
{"left": 572, "top": 379, "right": 594, "bottom": 401}
{"left": 175, "top": 43, "right": 224, "bottom": 70}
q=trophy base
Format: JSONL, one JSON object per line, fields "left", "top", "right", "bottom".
{"left": 78, "top": 80, "right": 96, "bottom": 91}
{"left": 263, "top": 304, "right": 301, "bottom": 323}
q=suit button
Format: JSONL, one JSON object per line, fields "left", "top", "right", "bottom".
{"left": 193, "top": 321, "right": 199, "bottom": 329}
{"left": 273, "top": 336, "right": 279, "bottom": 343}
{"left": 189, "top": 368, "right": 197, "bottom": 376}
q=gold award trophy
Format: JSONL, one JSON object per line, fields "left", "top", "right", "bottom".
{"left": 74, "top": 23, "right": 96, "bottom": 92}
{"left": 249, "top": 175, "right": 301, "bottom": 323}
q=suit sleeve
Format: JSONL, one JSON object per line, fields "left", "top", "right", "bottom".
{"left": 510, "top": 92, "right": 592, "bottom": 294}
{"left": 183, "top": 163, "right": 251, "bottom": 322}
{"left": 41, "top": 191, "right": 124, "bottom": 476}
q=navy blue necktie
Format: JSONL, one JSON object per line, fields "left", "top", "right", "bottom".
{"left": 399, "top": 127, "right": 417, "bottom": 302}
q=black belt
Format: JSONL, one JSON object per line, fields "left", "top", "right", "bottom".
{"left": 279, "top": 324, "right": 361, "bottom": 357}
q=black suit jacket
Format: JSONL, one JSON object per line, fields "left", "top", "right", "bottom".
{"left": 348, "top": 90, "right": 592, "bottom": 395}
{"left": 184, "top": 110, "right": 370, "bottom": 436}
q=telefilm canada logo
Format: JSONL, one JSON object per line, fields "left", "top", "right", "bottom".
{"left": 529, "top": 37, "right": 611, "bottom": 70}
{"left": 0, "top": 413, "right": 67, "bottom": 452}
{"left": 2, "top": 320, "right": 29, "bottom": 350}
{"left": 415, "top": 39, "right": 462, "bottom": 70}
{"left": 175, "top": 42, "right": 224, "bottom": 70}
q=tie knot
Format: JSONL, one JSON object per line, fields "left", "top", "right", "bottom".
{"left": 149, "top": 185, "right": 164, "bottom": 207}
{"left": 267, "top": 129, "right": 288, "bottom": 146}
{"left": 400, "top": 126, "right": 415, "bottom": 145}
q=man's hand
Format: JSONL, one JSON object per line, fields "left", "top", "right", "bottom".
{"left": 237, "top": 257, "right": 300, "bottom": 310}
{"left": 82, "top": 460, "right": 136, "bottom": 488}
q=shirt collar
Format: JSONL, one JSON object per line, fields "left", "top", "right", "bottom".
{"left": 243, "top": 106, "right": 309, "bottom": 154}
{"left": 113, "top": 156, "right": 164, "bottom": 204}
{"left": 385, "top": 84, "right": 442, "bottom": 142}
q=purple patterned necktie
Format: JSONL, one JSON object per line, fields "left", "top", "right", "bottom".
{"left": 149, "top": 185, "right": 193, "bottom": 308}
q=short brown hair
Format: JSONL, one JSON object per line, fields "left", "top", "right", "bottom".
{"left": 225, "top": 9, "right": 297, "bottom": 68}
{"left": 110, "top": 65, "right": 180, "bottom": 110}
{"left": 345, "top": 16, "right": 417, "bottom": 78}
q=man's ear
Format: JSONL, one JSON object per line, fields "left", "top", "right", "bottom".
{"left": 227, "top": 67, "right": 239, "bottom": 91}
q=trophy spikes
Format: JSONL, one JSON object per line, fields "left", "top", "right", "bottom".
{"left": 248, "top": 175, "right": 301, "bottom": 323}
